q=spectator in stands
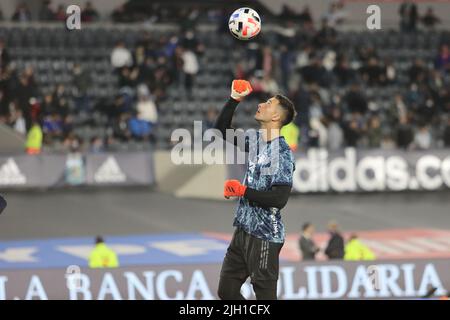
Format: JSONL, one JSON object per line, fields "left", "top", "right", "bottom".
{"left": 367, "top": 115, "right": 382, "bottom": 148}
{"left": 299, "top": 222, "right": 320, "bottom": 261}
{"left": 360, "top": 57, "right": 384, "bottom": 86}
{"left": 204, "top": 107, "right": 218, "bottom": 132}
{"left": 39, "top": 0, "right": 55, "bottom": 21}
{"left": 344, "top": 234, "right": 376, "bottom": 261}
{"left": 343, "top": 118, "right": 363, "bottom": 147}
{"left": 181, "top": 47, "right": 199, "bottom": 97}
{"left": 55, "top": 5, "right": 66, "bottom": 22}
{"left": 25, "top": 119, "right": 43, "bottom": 155}
{"left": 383, "top": 58, "right": 397, "bottom": 85}
{"left": 112, "top": 113, "right": 132, "bottom": 142}
{"left": 325, "top": 220, "right": 344, "bottom": 260}
{"left": 89, "top": 136, "right": 105, "bottom": 153}
{"left": 409, "top": 58, "right": 428, "bottom": 84}
{"left": 300, "top": 55, "right": 329, "bottom": 87}
{"left": 313, "top": 18, "right": 338, "bottom": 49}
{"left": 81, "top": 1, "right": 100, "bottom": 23}
{"left": 399, "top": 0, "right": 418, "bottom": 32}
{"left": 444, "top": 117, "right": 450, "bottom": 147}
{"left": 413, "top": 125, "right": 432, "bottom": 150}
{"left": 435, "top": 44, "right": 450, "bottom": 75}
{"left": 12, "top": 2, "right": 31, "bottom": 22}
{"left": 396, "top": 115, "right": 414, "bottom": 149}
{"left": 344, "top": 83, "right": 368, "bottom": 114}
{"left": 333, "top": 55, "right": 356, "bottom": 86}
{"left": 9, "top": 105, "right": 26, "bottom": 136}
{"left": 136, "top": 85, "right": 158, "bottom": 125}
{"left": 421, "top": 7, "right": 440, "bottom": 30}
{"left": 88, "top": 236, "right": 119, "bottom": 268}
{"left": 323, "top": 1, "right": 347, "bottom": 28}
{"left": 72, "top": 63, "right": 92, "bottom": 112}
{"left": 327, "top": 107, "right": 344, "bottom": 150}
{"left": 128, "top": 111, "right": 155, "bottom": 142}
{"left": 42, "top": 113, "right": 64, "bottom": 143}
{"left": 63, "top": 132, "right": 83, "bottom": 153}
{"left": 0, "top": 38, "right": 10, "bottom": 68}
{"left": 111, "top": 41, "right": 133, "bottom": 70}
{"left": 298, "top": 5, "right": 313, "bottom": 27}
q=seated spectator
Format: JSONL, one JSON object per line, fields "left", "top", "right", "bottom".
{"left": 89, "top": 136, "right": 105, "bottom": 153}
{"left": 81, "top": 1, "right": 99, "bottom": 22}
{"left": 396, "top": 115, "right": 414, "bottom": 149}
{"left": 435, "top": 44, "right": 450, "bottom": 74}
{"left": 367, "top": 115, "right": 382, "bottom": 148}
{"left": 344, "top": 83, "right": 368, "bottom": 114}
{"left": 9, "top": 107, "right": 26, "bottom": 136}
{"left": 443, "top": 117, "right": 450, "bottom": 147}
{"left": 136, "top": 85, "right": 158, "bottom": 125}
{"left": 360, "top": 57, "right": 384, "bottom": 86}
{"left": 413, "top": 125, "right": 432, "bottom": 150}
{"left": 42, "top": 113, "right": 64, "bottom": 143}
{"left": 112, "top": 113, "right": 132, "bottom": 142}
{"left": 333, "top": 55, "right": 356, "bottom": 86}
{"left": 111, "top": 41, "right": 133, "bottom": 70}
{"left": 128, "top": 114, "right": 154, "bottom": 142}
{"left": 409, "top": 58, "right": 428, "bottom": 84}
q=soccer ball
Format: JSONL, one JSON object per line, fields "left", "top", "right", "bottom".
{"left": 228, "top": 7, "right": 261, "bottom": 41}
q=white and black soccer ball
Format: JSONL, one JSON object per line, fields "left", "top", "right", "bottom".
{"left": 228, "top": 7, "right": 261, "bottom": 41}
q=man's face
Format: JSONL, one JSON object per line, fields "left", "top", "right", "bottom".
{"left": 255, "top": 97, "right": 282, "bottom": 125}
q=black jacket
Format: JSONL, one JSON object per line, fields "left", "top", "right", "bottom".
{"left": 299, "top": 235, "right": 319, "bottom": 261}
{"left": 325, "top": 232, "right": 345, "bottom": 259}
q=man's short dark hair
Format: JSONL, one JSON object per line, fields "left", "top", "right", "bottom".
{"left": 275, "top": 94, "right": 297, "bottom": 127}
{"left": 302, "top": 222, "right": 312, "bottom": 232}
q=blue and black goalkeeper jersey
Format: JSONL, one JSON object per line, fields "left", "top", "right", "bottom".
{"left": 214, "top": 98, "right": 295, "bottom": 244}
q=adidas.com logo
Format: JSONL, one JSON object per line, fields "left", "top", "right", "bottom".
{"left": 94, "top": 156, "right": 126, "bottom": 183}
{"left": 0, "top": 158, "right": 27, "bottom": 185}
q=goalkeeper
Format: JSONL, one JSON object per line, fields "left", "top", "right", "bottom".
{"left": 215, "top": 80, "right": 296, "bottom": 300}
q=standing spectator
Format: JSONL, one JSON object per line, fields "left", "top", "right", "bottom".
{"left": 12, "top": 2, "right": 31, "bottom": 22}
{"left": 111, "top": 41, "right": 133, "bottom": 70}
{"left": 299, "top": 222, "right": 320, "bottom": 261}
{"left": 421, "top": 7, "right": 440, "bottom": 30}
{"left": 0, "top": 38, "right": 10, "bottom": 68}
{"left": 39, "top": 0, "right": 55, "bottom": 21}
{"left": 399, "top": 0, "right": 418, "bottom": 32}
{"left": 344, "top": 234, "right": 376, "bottom": 261}
{"left": 181, "top": 48, "right": 199, "bottom": 97}
{"left": 72, "top": 63, "right": 92, "bottom": 112}
{"left": 55, "top": 5, "right": 66, "bottom": 21}
{"left": 89, "top": 136, "right": 105, "bottom": 153}
{"left": 88, "top": 236, "right": 119, "bottom": 268}
{"left": 81, "top": 1, "right": 99, "bottom": 23}
{"left": 324, "top": 220, "right": 345, "bottom": 260}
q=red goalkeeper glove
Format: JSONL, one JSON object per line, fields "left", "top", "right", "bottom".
{"left": 224, "top": 180, "right": 247, "bottom": 198}
{"left": 230, "top": 80, "right": 253, "bottom": 101}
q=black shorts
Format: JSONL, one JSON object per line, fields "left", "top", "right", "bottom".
{"left": 220, "top": 227, "right": 284, "bottom": 283}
